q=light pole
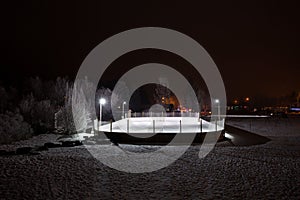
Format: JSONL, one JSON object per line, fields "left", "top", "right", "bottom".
{"left": 122, "top": 101, "right": 126, "bottom": 119}
{"left": 99, "top": 98, "right": 106, "bottom": 129}
{"left": 215, "top": 99, "right": 220, "bottom": 122}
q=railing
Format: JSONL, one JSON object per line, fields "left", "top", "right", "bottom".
{"left": 93, "top": 112, "right": 225, "bottom": 133}
{"left": 124, "top": 111, "right": 201, "bottom": 118}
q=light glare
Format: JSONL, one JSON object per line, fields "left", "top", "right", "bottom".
{"left": 99, "top": 98, "right": 106, "bottom": 105}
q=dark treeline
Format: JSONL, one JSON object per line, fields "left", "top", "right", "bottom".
{"left": 0, "top": 76, "right": 120, "bottom": 144}
{"left": 0, "top": 77, "right": 71, "bottom": 143}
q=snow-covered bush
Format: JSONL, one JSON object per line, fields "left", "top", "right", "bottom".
{"left": 19, "top": 95, "right": 55, "bottom": 134}
{"left": 19, "top": 94, "right": 35, "bottom": 121}
{"left": 0, "top": 111, "right": 33, "bottom": 144}
{"left": 31, "top": 100, "right": 56, "bottom": 133}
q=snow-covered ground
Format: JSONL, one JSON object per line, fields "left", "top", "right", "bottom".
{"left": 1, "top": 117, "right": 300, "bottom": 199}
{"left": 226, "top": 116, "right": 300, "bottom": 137}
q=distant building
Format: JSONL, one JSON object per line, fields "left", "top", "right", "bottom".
{"left": 227, "top": 97, "right": 252, "bottom": 114}
{"left": 288, "top": 92, "right": 300, "bottom": 114}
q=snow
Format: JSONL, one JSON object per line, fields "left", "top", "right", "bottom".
{"left": 0, "top": 117, "right": 300, "bottom": 199}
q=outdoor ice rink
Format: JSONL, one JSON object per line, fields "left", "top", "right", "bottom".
{"left": 99, "top": 117, "right": 225, "bottom": 133}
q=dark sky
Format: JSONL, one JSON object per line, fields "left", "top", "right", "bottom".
{"left": 1, "top": 0, "right": 299, "bottom": 101}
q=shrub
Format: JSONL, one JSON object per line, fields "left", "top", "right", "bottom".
{"left": 0, "top": 111, "right": 33, "bottom": 144}
{"left": 20, "top": 95, "right": 56, "bottom": 134}
{"left": 31, "top": 100, "right": 55, "bottom": 133}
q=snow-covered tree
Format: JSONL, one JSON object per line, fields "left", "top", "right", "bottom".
{"left": 154, "top": 78, "right": 171, "bottom": 105}
{"left": 28, "top": 77, "right": 44, "bottom": 100}
{"left": 56, "top": 78, "right": 94, "bottom": 133}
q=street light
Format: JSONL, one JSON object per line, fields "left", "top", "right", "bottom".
{"left": 122, "top": 101, "right": 126, "bottom": 119}
{"left": 215, "top": 99, "right": 220, "bottom": 122}
{"left": 99, "top": 98, "right": 106, "bottom": 129}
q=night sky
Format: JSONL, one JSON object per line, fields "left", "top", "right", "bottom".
{"left": 1, "top": 0, "right": 299, "bottom": 101}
